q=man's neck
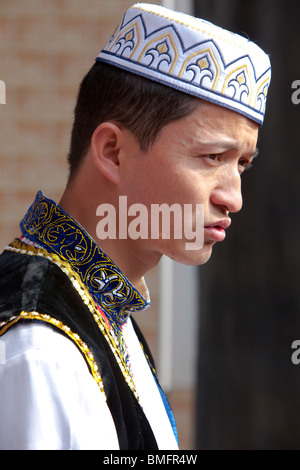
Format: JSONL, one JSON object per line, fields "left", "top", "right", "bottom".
{"left": 59, "top": 185, "right": 161, "bottom": 293}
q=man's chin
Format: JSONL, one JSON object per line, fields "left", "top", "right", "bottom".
{"left": 167, "top": 243, "right": 214, "bottom": 266}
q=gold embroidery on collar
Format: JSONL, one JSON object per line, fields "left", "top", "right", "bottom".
{"left": 4, "top": 239, "right": 139, "bottom": 402}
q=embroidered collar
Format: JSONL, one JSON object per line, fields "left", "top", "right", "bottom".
{"left": 20, "top": 191, "right": 150, "bottom": 330}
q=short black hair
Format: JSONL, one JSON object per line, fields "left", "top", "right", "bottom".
{"left": 67, "top": 61, "right": 200, "bottom": 178}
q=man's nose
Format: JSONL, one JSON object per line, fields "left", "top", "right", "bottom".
{"left": 210, "top": 170, "right": 243, "bottom": 214}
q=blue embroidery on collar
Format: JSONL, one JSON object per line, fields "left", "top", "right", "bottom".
{"left": 20, "top": 192, "right": 150, "bottom": 333}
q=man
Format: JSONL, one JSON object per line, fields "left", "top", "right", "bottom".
{"left": 0, "top": 3, "right": 271, "bottom": 450}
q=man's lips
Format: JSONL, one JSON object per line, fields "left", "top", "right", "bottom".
{"left": 204, "top": 219, "right": 231, "bottom": 242}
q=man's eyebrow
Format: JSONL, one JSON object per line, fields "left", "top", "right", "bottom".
{"left": 193, "top": 137, "right": 260, "bottom": 157}
{"left": 194, "top": 137, "right": 240, "bottom": 151}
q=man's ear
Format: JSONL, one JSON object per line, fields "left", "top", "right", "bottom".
{"left": 91, "top": 122, "right": 124, "bottom": 184}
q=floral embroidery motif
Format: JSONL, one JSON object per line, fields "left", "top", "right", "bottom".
{"left": 4, "top": 240, "right": 140, "bottom": 402}
{"left": 19, "top": 191, "right": 150, "bottom": 368}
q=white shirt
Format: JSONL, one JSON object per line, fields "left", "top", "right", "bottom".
{"left": 0, "top": 320, "right": 178, "bottom": 450}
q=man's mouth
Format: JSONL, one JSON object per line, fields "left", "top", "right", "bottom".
{"left": 204, "top": 219, "right": 231, "bottom": 242}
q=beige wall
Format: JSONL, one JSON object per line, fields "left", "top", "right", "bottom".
{"left": 0, "top": 0, "right": 195, "bottom": 449}
{"left": 0, "top": 0, "right": 158, "bottom": 247}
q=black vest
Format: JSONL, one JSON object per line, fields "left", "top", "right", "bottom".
{"left": 0, "top": 249, "right": 159, "bottom": 450}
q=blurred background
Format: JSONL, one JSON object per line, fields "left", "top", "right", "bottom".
{"left": 0, "top": 0, "right": 299, "bottom": 450}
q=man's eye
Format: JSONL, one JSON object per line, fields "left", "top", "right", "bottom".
{"left": 239, "top": 160, "right": 253, "bottom": 173}
{"left": 206, "top": 154, "right": 220, "bottom": 161}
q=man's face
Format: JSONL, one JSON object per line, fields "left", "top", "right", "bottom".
{"left": 119, "top": 100, "right": 259, "bottom": 266}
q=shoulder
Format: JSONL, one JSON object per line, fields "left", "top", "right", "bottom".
{"left": 0, "top": 322, "right": 119, "bottom": 450}
{"left": 1, "top": 322, "right": 98, "bottom": 391}
{"left": 3, "top": 321, "right": 85, "bottom": 365}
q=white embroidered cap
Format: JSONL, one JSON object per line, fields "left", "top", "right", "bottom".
{"left": 96, "top": 3, "right": 271, "bottom": 125}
